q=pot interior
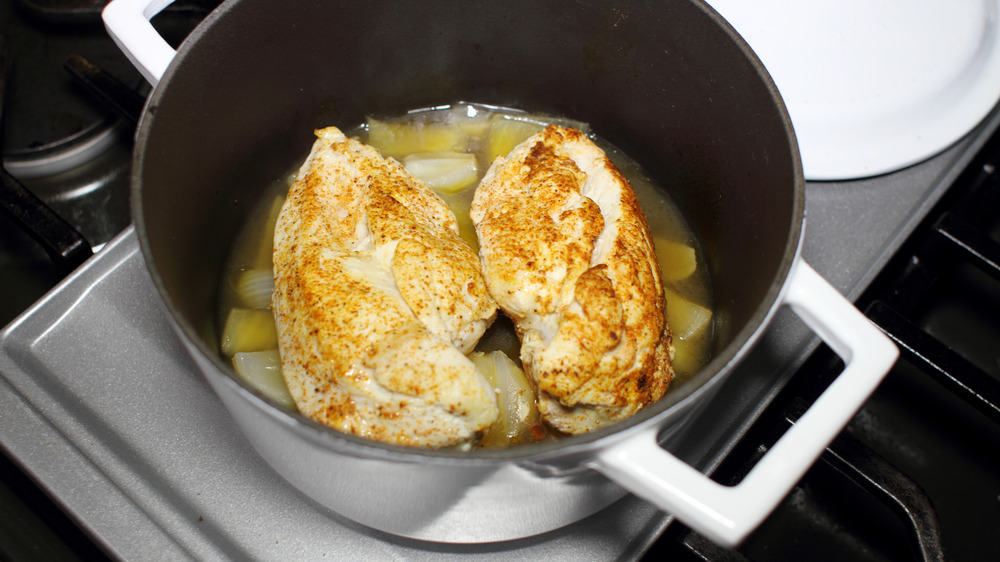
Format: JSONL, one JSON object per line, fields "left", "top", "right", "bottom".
{"left": 134, "top": 0, "right": 802, "bottom": 443}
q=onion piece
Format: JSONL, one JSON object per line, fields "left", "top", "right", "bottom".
{"left": 403, "top": 151, "right": 479, "bottom": 194}
{"left": 221, "top": 308, "right": 278, "bottom": 357}
{"left": 654, "top": 238, "right": 698, "bottom": 282}
{"left": 367, "top": 117, "right": 469, "bottom": 159}
{"left": 253, "top": 195, "right": 285, "bottom": 269}
{"left": 486, "top": 114, "right": 544, "bottom": 161}
{"left": 486, "top": 113, "right": 591, "bottom": 161}
{"left": 664, "top": 287, "right": 712, "bottom": 341}
{"left": 232, "top": 350, "right": 295, "bottom": 408}
{"left": 470, "top": 350, "right": 543, "bottom": 448}
{"left": 234, "top": 268, "right": 274, "bottom": 309}
{"left": 664, "top": 287, "right": 713, "bottom": 375}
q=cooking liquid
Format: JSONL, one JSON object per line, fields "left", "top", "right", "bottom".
{"left": 218, "top": 103, "right": 715, "bottom": 445}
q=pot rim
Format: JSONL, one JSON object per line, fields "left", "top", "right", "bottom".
{"left": 130, "top": 0, "right": 805, "bottom": 467}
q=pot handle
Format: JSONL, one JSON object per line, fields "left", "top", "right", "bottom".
{"left": 592, "top": 260, "right": 898, "bottom": 547}
{"left": 102, "top": 0, "right": 178, "bottom": 86}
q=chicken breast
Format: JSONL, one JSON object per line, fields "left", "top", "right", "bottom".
{"left": 272, "top": 127, "right": 499, "bottom": 447}
{"left": 470, "top": 125, "right": 674, "bottom": 434}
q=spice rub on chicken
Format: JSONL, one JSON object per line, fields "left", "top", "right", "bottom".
{"left": 272, "top": 127, "right": 499, "bottom": 447}
{"left": 470, "top": 125, "right": 674, "bottom": 434}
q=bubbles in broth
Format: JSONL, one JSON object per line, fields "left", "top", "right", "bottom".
{"left": 218, "top": 102, "right": 715, "bottom": 446}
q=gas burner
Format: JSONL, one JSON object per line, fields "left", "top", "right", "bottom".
{"left": 0, "top": 0, "right": 214, "bottom": 326}
{"left": 1, "top": 0, "right": 145, "bottom": 179}
{"left": 1, "top": 0, "right": 138, "bottom": 284}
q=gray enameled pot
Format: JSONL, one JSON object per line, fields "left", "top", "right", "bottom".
{"left": 104, "top": 0, "right": 897, "bottom": 545}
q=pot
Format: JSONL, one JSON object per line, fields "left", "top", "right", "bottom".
{"left": 103, "top": 0, "right": 898, "bottom": 546}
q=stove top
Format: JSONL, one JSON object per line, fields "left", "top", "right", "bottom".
{"left": 2, "top": 1, "right": 1000, "bottom": 559}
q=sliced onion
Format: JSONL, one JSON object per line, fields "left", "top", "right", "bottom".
{"left": 664, "top": 287, "right": 712, "bottom": 341}
{"left": 232, "top": 350, "right": 295, "bottom": 408}
{"left": 471, "top": 350, "right": 543, "bottom": 448}
{"left": 402, "top": 151, "right": 478, "bottom": 194}
{"left": 664, "top": 287, "right": 713, "bottom": 374}
{"left": 654, "top": 238, "right": 698, "bottom": 282}
{"left": 234, "top": 268, "right": 274, "bottom": 309}
{"left": 220, "top": 308, "right": 278, "bottom": 357}
{"left": 486, "top": 113, "right": 591, "bottom": 161}
{"left": 253, "top": 195, "right": 285, "bottom": 269}
{"left": 486, "top": 114, "right": 544, "bottom": 161}
{"left": 367, "top": 117, "right": 469, "bottom": 159}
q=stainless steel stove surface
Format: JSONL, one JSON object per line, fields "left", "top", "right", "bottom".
{"left": 3, "top": 2, "right": 1000, "bottom": 560}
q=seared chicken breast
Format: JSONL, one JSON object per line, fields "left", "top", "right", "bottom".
{"left": 470, "top": 126, "right": 674, "bottom": 434}
{"left": 272, "top": 127, "right": 499, "bottom": 447}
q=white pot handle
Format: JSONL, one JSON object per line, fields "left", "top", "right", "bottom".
{"left": 102, "top": 0, "right": 179, "bottom": 86}
{"left": 593, "top": 259, "right": 898, "bottom": 547}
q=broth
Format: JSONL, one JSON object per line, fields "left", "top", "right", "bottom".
{"left": 218, "top": 103, "right": 715, "bottom": 445}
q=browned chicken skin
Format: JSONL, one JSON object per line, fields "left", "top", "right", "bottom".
{"left": 471, "top": 126, "right": 674, "bottom": 434}
{"left": 272, "top": 127, "right": 499, "bottom": 447}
